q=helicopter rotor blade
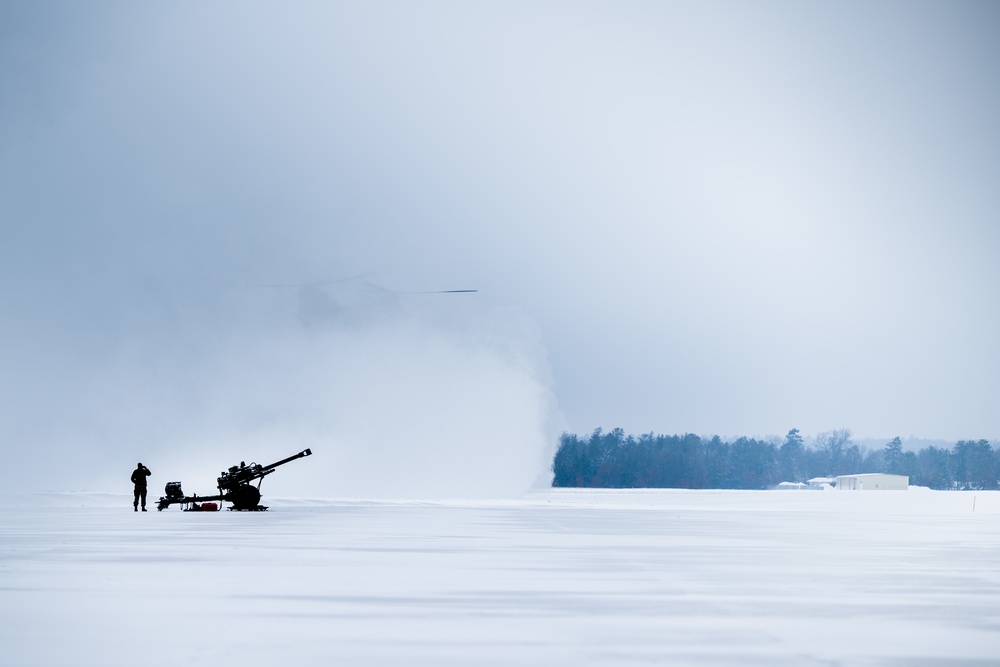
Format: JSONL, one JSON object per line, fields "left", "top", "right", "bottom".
{"left": 409, "top": 289, "right": 478, "bottom": 294}
{"left": 396, "top": 290, "right": 479, "bottom": 294}
{"left": 359, "top": 282, "right": 478, "bottom": 295}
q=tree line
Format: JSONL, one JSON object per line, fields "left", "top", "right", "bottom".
{"left": 552, "top": 428, "right": 1000, "bottom": 490}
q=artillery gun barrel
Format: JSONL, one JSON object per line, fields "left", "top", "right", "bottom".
{"left": 261, "top": 448, "right": 312, "bottom": 471}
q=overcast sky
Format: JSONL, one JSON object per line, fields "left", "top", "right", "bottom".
{"left": 2, "top": 1, "right": 998, "bottom": 493}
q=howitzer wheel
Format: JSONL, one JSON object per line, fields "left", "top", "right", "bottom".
{"left": 226, "top": 484, "right": 262, "bottom": 511}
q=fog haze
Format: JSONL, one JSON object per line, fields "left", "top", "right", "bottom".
{"left": 2, "top": 1, "right": 998, "bottom": 494}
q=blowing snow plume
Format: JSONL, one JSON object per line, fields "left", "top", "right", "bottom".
{"left": 185, "top": 304, "right": 563, "bottom": 499}
{"left": 4, "top": 285, "right": 562, "bottom": 499}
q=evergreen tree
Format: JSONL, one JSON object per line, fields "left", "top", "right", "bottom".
{"left": 952, "top": 440, "right": 997, "bottom": 490}
{"left": 704, "top": 436, "right": 731, "bottom": 488}
{"left": 779, "top": 428, "right": 805, "bottom": 482}
{"left": 730, "top": 437, "right": 779, "bottom": 489}
{"left": 882, "top": 437, "right": 904, "bottom": 474}
{"left": 914, "top": 446, "right": 951, "bottom": 489}
{"left": 552, "top": 433, "right": 587, "bottom": 486}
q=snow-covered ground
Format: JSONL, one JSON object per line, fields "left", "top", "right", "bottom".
{"left": 1, "top": 489, "right": 997, "bottom": 666}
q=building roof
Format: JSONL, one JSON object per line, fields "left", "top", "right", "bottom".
{"left": 836, "top": 473, "right": 907, "bottom": 478}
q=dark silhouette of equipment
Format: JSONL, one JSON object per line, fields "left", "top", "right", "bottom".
{"left": 156, "top": 449, "right": 313, "bottom": 511}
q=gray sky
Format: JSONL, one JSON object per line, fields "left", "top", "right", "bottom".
{"left": 2, "top": 1, "right": 998, "bottom": 493}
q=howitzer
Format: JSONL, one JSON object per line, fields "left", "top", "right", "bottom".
{"left": 157, "top": 448, "right": 313, "bottom": 511}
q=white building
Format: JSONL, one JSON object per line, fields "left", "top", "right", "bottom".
{"left": 775, "top": 482, "right": 810, "bottom": 490}
{"left": 836, "top": 473, "right": 908, "bottom": 490}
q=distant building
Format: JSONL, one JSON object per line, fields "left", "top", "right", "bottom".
{"left": 807, "top": 477, "right": 836, "bottom": 490}
{"left": 775, "top": 482, "right": 810, "bottom": 490}
{"left": 836, "top": 473, "right": 908, "bottom": 490}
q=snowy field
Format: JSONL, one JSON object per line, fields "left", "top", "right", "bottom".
{"left": 1, "top": 489, "right": 998, "bottom": 666}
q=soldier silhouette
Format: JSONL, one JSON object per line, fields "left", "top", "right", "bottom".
{"left": 131, "top": 463, "right": 151, "bottom": 511}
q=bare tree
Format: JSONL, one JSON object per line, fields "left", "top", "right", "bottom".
{"left": 815, "top": 429, "right": 853, "bottom": 475}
